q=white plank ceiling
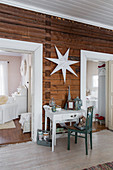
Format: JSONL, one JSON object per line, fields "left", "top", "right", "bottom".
{"left": 1, "top": 0, "right": 113, "bottom": 30}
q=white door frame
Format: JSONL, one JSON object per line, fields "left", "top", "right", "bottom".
{"left": 80, "top": 50, "right": 113, "bottom": 111}
{"left": 0, "top": 38, "right": 43, "bottom": 142}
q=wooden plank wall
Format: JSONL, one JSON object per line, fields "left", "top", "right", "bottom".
{"left": 1, "top": 4, "right": 113, "bottom": 129}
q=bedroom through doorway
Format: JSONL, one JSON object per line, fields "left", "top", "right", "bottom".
{"left": 0, "top": 38, "right": 43, "bottom": 144}
{"left": 0, "top": 50, "right": 32, "bottom": 145}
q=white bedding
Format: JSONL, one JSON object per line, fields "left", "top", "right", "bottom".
{"left": 0, "top": 102, "right": 18, "bottom": 124}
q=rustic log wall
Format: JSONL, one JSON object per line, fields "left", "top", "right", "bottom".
{"left": 1, "top": 4, "right": 113, "bottom": 128}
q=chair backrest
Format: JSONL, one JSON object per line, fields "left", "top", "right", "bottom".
{"left": 86, "top": 106, "right": 93, "bottom": 131}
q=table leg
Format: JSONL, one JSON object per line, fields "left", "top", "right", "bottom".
{"left": 45, "top": 115, "right": 47, "bottom": 131}
{"left": 50, "top": 120, "right": 51, "bottom": 132}
{"left": 54, "top": 123, "right": 56, "bottom": 146}
{"left": 52, "top": 120, "right": 55, "bottom": 152}
{"left": 50, "top": 120, "right": 52, "bottom": 136}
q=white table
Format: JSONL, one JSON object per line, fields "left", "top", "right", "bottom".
{"left": 44, "top": 107, "right": 86, "bottom": 152}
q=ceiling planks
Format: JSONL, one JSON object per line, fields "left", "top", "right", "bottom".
{"left": 1, "top": 0, "right": 113, "bottom": 30}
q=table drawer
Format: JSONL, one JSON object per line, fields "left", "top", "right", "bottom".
{"left": 61, "top": 113, "right": 78, "bottom": 120}
{"left": 55, "top": 113, "right": 80, "bottom": 123}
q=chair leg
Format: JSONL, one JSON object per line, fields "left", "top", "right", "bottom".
{"left": 75, "top": 132, "right": 77, "bottom": 144}
{"left": 90, "top": 132, "right": 92, "bottom": 149}
{"left": 67, "top": 130, "right": 70, "bottom": 150}
{"left": 85, "top": 133, "right": 88, "bottom": 155}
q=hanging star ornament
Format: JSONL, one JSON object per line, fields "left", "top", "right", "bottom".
{"left": 45, "top": 46, "right": 79, "bottom": 83}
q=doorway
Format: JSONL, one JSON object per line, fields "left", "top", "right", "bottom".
{"left": 81, "top": 50, "right": 113, "bottom": 129}
{"left": 0, "top": 51, "right": 32, "bottom": 145}
{"left": 86, "top": 60, "right": 107, "bottom": 131}
{"left": 0, "top": 38, "right": 43, "bottom": 142}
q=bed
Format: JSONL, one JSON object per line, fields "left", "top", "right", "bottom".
{"left": 0, "top": 96, "right": 18, "bottom": 124}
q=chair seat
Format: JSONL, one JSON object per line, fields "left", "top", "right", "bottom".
{"left": 67, "top": 125, "right": 83, "bottom": 130}
{"left": 67, "top": 125, "right": 87, "bottom": 133}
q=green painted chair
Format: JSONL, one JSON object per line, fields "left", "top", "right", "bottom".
{"left": 67, "top": 106, "right": 93, "bottom": 155}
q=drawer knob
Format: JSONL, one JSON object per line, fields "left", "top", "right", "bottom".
{"left": 70, "top": 115, "right": 73, "bottom": 117}
{"left": 74, "top": 115, "right": 76, "bottom": 117}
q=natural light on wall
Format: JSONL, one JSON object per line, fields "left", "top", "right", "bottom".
{"left": 0, "top": 61, "right": 8, "bottom": 95}
{"left": 92, "top": 75, "right": 98, "bottom": 88}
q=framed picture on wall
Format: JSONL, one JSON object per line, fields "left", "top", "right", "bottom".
{"left": 67, "top": 100, "right": 75, "bottom": 110}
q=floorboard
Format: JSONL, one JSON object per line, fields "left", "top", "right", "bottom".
{"left": 0, "top": 118, "right": 31, "bottom": 145}
{"left": 0, "top": 119, "right": 106, "bottom": 145}
{"left": 0, "top": 130, "right": 113, "bottom": 170}
{"left": 92, "top": 121, "right": 107, "bottom": 132}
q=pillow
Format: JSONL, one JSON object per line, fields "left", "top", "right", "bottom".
{"left": 0, "top": 95, "right": 8, "bottom": 105}
{"left": 6, "top": 97, "right": 15, "bottom": 104}
{"left": 74, "top": 123, "right": 86, "bottom": 130}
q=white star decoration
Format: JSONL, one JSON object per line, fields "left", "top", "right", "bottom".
{"left": 45, "top": 46, "right": 79, "bottom": 83}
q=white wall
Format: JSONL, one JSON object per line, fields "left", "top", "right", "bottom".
{"left": 21, "top": 54, "right": 31, "bottom": 88}
{"left": 86, "top": 61, "right": 98, "bottom": 97}
{"left": 86, "top": 60, "right": 98, "bottom": 118}
{"left": 0, "top": 55, "right": 21, "bottom": 96}
{"left": 21, "top": 54, "right": 32, "bottom": 112}
{"left": 98, "top": 62, "right": 106, "bottom": 117}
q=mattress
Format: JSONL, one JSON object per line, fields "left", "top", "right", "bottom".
{"left": 0, "top": 102, "right": 18, "bottom": 124}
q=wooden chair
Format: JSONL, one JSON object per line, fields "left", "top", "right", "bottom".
{"left": 67, "top": 106, "right": 93, "bottom": 155}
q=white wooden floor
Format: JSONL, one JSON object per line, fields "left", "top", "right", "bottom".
{"left": 0, "top": 130, "right": 113, "bottom": 170}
